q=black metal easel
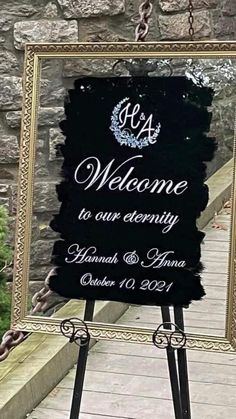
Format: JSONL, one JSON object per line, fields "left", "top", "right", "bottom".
{"left": 157, "top": 306, "right": 191, "bottom": 419}
{"left": 60, "top": 302, "right": 191, "bottom": 419}
{"left": 60, "top": 300, "right": 95, "bottom": 419}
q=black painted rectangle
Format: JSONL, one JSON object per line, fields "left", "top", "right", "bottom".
{"left": 49, "top": 77, "right": 216, "bottom": 306}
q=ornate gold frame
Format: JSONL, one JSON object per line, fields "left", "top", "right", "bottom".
{"left": 12, "top": 41, "right": 236, "bottom": 352}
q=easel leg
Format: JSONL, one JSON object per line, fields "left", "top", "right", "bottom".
{"left": 69, "top": 300, "right": 95, "bottom": 419}
{"left": 174, "top": 307, "right": 191, "bottom": 419}
{"left": 84, "top": 300, "right": 96, "bottom": 322}
{"left": 161, "top": 306, "right": 183, "bottom": 419}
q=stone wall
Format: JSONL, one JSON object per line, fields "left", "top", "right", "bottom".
{"left": 0, "top": 0, "right": 235, "bottom": 288}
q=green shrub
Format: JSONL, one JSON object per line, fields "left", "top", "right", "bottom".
{"left": 0, "top": 206, "right": 12, "bottom": 340}
{"left": 0, "top": 283, "right": 11, "bottom": 339}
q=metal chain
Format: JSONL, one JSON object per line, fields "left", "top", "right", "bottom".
{"left": 188, "top": 0, "right": 194, "bottom": 40}
{"left": 135, "top": 1, "right": 194, "bottom": 41}
{"left": 0, "top": 268, "right": 56, "bottom": 362}
{"left": 30, "top": 268, "right": 55, "bottom": 314}
{"left": 0, "top": 330, "right": 25, "bottom": 362}
{"left": 0, "top": 266, "right": 59, "bottom": 362}
{"left": 0, "top": 260, "right": 26, "bottom": 362}
{"left": 135, "top": 0, "right": 153, "bottom": 42}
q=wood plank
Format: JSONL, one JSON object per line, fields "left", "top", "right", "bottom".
{"left": 28, "top": 408, "right": 70, "bottom": 419}
{"left": 201, "top": 273, "right": 228, "bottom": 287}
{"left": 127, "top": 298, "right": 227, "bottom": 315}
{"left": 117, "top": 306, "right": 226, "bottom": 334}
{"left": 119, "top": 305, "right": 225, "bottom": 323}
{"left": 202, "top": 240, "right": 230, "bottom": 252}
{"left": 190, "top": 298, "right": 226, "bottom": 314}
{"left": 203, "top": 229, "right": 230, "bottom": 241}
{"left": 91, "top": 341, "right": 236, "bottom": 366}
{"left": 117, "top": 321, "right": 224, "bottom": 336}
{"left": 27, "top": 408, "right": 125, "bottom": 419}
{"left": 38, "top": 388, "right": 236, "bottom": 419}
{"left": 118, "top": 308, "right": 225, "bottom": 331}
{"left": 203, "top": 260, "right": 228, "bottom": 274}
{"left": 39, "top": 388, "right": 176, "bottom": 418}
{"left": 86, "top": 353, "right": 236, "bottom": 386}
{"left": 203, "top": 285, "right": 227, "bottom": 300}
{"left": 58, "top": 369, "right": 236, "bottom": 407}
{"left": 201, "top": 250, "right": 229, "bottom": 261}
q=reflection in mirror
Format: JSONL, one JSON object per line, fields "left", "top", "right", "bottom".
{"left": 29, "top": 57, "right": 235, "bottom": 340}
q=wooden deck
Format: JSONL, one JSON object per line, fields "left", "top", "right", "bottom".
{"left": 27, "top": 209, "right": 235, "bottom": 419}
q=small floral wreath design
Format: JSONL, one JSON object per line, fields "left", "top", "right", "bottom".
{"left": 110, "top": 97, "right": 161, "bottom": 149}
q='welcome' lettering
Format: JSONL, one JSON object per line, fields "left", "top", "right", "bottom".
{"left": 74, "top": 155, "right": 188, "bottom": 196}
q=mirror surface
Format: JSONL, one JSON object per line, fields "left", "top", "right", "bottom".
{"left": 27, "top": 56, "right": 235, "bottom": 340}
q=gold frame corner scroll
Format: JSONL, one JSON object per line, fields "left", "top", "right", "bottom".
{"left": 12, "top": 41, "right": 236, "bottom": 353}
